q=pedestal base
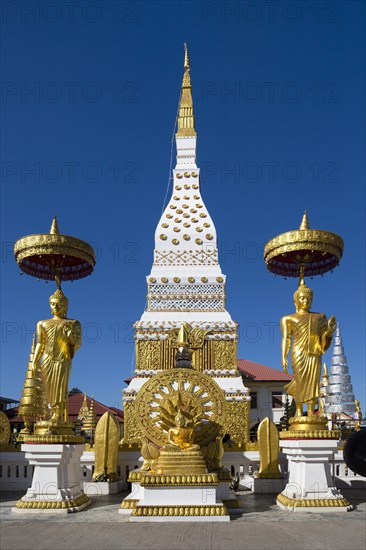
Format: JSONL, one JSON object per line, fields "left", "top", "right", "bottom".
{"left": 277, "top": 437, "right": 352, "bottom": 512}
{"left": 13, "top": 444, "right": 90, "bottom": 514}
{"left": 121, "top": 470, "right": 230, "bottom": 521}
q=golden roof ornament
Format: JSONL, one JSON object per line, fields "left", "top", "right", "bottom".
{"left": 49, "top": 215, "right": 60, "bottom": 235}
{"left": 264, "top": 210, "right": 344, "bottom": 278}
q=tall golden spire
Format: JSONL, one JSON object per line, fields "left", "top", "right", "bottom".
{"left": 176, "top": 43, "right": 196, "bottom": 138}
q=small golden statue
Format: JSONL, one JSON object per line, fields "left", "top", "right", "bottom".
{"left": 281, "top": 278, "right": 336, "bottom": 418}
{"left": 32, "top": 286, "right": 81, "bottom": 426}
{"left": 355, "top": 400, "right": 362, "bottom": 431}
{"left": 166, "top": 410, "right": 200, "bottom": 451}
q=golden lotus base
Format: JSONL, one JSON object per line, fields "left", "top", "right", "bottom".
{"left": 14, "top": 493, "right": 90, "bottom": 513}
{"left": 288, "top": 415, "right": 328, "bottom": 431}
{"left": 18, "top": 420, "right": 85, "bottom": 444}
{"left": 141, "top": 472, "right": 218, "bottom": 487}
{"left": 130, "top": 504, "right": 229, "bottom": 521}
{"left": 277, "top": 493, "right": 352, "bottom": 511}
{"left": 155, "top": 448, "right": 208, "bottom": 475}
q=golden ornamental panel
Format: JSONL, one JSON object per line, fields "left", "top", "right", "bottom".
{"left": 213, "top": 340, "right": 237, "bottom": 370}
{"left": 136, "top": 340, "right": 161, "bottom": 370}
{"left": 223, "top": 401, "right": 249, "bottom": 446}
{"left": 121, "top": 401, "right": 141, "bottom": 445}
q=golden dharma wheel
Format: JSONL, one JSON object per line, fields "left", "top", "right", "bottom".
{"left": 136, "top": 368, "right": 226, "bottom": 448}
{"left": 14, "top": 217, "right": 95, "bottom": 282}
{"left": 264, "top": 212, "right": 343, "bottom": 278}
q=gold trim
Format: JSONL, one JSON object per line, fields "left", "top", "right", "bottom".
{"left": 140, "top": 473, "right": 219, "bottom": 487}
{"left": 120, "top": 499, "right": 139, "bottom": 509}
{"left": 15, "top": 493, "right": 90, "bottom": 510}
{"left": 131, "top": 504, "right": 228, "bottom": 517}
{"left": 264, "top": 229, "right": 343, "bottom": 261}
{"left": 277, "top": 493, "right": 351, "bottom": 508}
{"left": 19, "top": 434, "right": 85, "bottom": 444}
{"left": 128, "top": 470, "right": 143, "bottom": 482}
{"left": 280, "top": 430, "right": 339, "bottom": 439}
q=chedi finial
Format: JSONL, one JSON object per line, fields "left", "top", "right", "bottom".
{"left": 50, "top": 215, "right": 60, "bottom": 235}
{"left": 299, "top": 210, "right": 309, "bottom": 231}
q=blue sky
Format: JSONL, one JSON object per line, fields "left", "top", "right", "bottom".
{"left": 1, "top": 1, "right": 365, "bottom": 413}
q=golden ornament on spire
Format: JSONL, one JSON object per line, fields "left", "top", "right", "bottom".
{"left": 299, "top": 210, "right": 309, "bottom": 230}
{"left": 176, "top": 43, "right": 196, "bottom": 138}
{"left": 50, "top": 215, "right": 60, "bottom": 235}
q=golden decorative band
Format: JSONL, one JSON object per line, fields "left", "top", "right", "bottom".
{"left": 280, "top": 430, "right": 340, "bottom": 439}
{"left": 264, "top": 229, "right": 343, "bottom": 259}
{"left": 19, "top": 434, "right": 85, "bottom": 444}
{"left": 120, "top": 499, "right": 139, "bottom": 509}
{"left": 15, "top": 493, "right": 90, "bottom": 510}
{"left": 277, "top": 493, "right": 350, "bottom": 508}
{"left": 128, "top": 471, "right": 142, "bottom": 482}
{"left": 140, "top": 473, "right": 219, "bottom": 487}
{"left": 131, "top": 504, "right": 228, "bottom": 517}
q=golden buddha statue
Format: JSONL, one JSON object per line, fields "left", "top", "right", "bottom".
{"left": 32, "top": 287, "right": 81, "bottom": 425}
{"left": 281, "top": 278, "right": 336, "bottom": 418}
{"left": 166, "top": 411, "right": 200, "bottom": 451}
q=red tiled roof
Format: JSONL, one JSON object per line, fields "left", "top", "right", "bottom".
{"left": 6, "top": 394, "right": 123, "bottom": 425}
{"left": 237, "top": 359, "right": 293, "bottom": 381}
{"left": 68, "top": 393, "right": 124, "bottom": 422}
{"left": 124, "top": 360, "right": 293, "bottom": 385}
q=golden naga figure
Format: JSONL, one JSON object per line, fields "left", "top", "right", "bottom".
{"left": 32, "top": 287, "right": 82, "bottom": 424}
{"left": 281, "top": 278, "right": 336, "bottom": 418}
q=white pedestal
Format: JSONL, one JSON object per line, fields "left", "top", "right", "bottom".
{"left": 13, "top": 444, "right": 90, "bottom": 514}
{"left": 277, "top": 438, "right": 352, "bottom": 512}
{"left": 131, "top": 484, "right": 230, "bottom": 522}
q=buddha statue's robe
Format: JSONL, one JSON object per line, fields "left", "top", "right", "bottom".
{"left": 281, "top": 312, "right": 333, "bottom": 404}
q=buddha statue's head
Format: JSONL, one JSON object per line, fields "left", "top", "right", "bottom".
{"left": 174, "top": 411, "right": 187, "bottom": 428}
{"left": 49, "top": 288, "right": 69, "bottom": 318}
{"left": 294, "top": 280, "right": 313, "bottom": 312}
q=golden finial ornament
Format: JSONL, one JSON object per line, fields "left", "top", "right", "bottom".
{"left": 184, "top": 42, "right": 190, "bottom": 70}
{"left": 176, "top": 43, "right": 196, "bottom": 138}
{"left": 50, "top": 215, "right": 60, "bottom": 235}
{"left": 299, "top": 210, "right": 309, "bottom": 230}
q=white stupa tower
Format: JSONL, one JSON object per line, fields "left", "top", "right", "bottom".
{"left": 122, "top": 45, "right": 249, "bottom": 450}
{"left": 324, "top": 323, "right": 356, "bottom": 415}
{"left": 141, "top": 45, "right": 230, "bottom": 325}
